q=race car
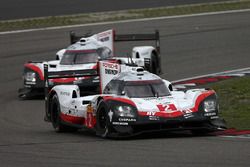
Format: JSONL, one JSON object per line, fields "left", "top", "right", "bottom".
{"left": 44, "top": 61, "right": 226, "bottom": 138}
{"left": 18, "top": 29, "right": 161, "bottom": 99}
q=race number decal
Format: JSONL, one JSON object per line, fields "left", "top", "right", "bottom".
{"left": 156, "top": 104, "right": 177, "bottom": 112}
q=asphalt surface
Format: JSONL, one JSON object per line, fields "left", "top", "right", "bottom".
{"left": 0, "top": 0, "right": 232, "bottom": 20}
{"left": 0, "top": 10, "right": 250, "bottom": 167}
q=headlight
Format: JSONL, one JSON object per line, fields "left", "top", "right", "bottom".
{"left": 113, "top": 105, "right": 135, "bottom": 117}
{"left": 203, "top": 100, "right": 216, "bottom": 112}
{"left": 24, "top": 72, "right": 36, "bottom": 82}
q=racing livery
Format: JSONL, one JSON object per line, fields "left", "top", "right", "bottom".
{"left": 44, "top": 61, "right": 226, "bottom": 138}
{"left": 19, "top": 29, "right": 161, "bottom": 98}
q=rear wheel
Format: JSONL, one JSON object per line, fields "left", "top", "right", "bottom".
{"left": 50, "top": 94, "right": 78, "bottom": 132}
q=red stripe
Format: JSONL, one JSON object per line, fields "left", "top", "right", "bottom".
{"left": 60, "top": 112, "right": 85, "bottom": 125}
{"left": 51, "top": 77, "right": 90, "bottom": 83}
{"left": 178, "top": 78, "right": 218, "bottom": 85}
{"left": 25, "top": 63, "right": 44, "bottom": 80}
{"left": 138, "top": 110, "right": 183, "bottom": 117}
{"left": 213, "top": 128, "right": 250, "bottom": 136}
{"left": 175, "top": 76, "right": 234, "bottom": 85}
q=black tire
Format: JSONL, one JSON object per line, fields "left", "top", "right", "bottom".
{"left": 148, "top": 52, "right": 158, "bottom": 74}
{"left": 95, "top": 100, "right": 113, "bottom": 138}
{"left": 50, "top": 94, "right": 78, "bottom": 132}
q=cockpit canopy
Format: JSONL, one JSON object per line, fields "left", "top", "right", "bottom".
{"left": 104, "top": 79, "right": 171, "bottom": 98}
{"left": 60, "top": 47, "right": 112, "bottom": 65}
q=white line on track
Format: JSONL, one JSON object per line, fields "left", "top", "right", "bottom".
{"left": 1, "top": 8, "right": 250, "bottom": 35}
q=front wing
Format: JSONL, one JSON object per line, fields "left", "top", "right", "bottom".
{"left": 110, "top": 111, "right": 226, "bottom": 135}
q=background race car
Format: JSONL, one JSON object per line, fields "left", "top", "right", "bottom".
{"left": 44, "top": 61, "right": 226, "bottom": 138}
{"left": 18, "top": 29, "right": 161, "bottom": 99}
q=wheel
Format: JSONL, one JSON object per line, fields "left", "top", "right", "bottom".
{"left": 95, "top": 100, "right": 113, "bottom": 138}
{"left": 147, "top": 52, "right": 158, "bottom": 74}
{"left": 50, "top": 94, "right": 78, "bottom": 132}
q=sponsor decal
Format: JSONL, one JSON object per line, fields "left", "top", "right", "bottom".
{"left": 180, "top": 109, "right": 194, "bottom": 119}
{"left": 143, "top": 97, "right": 164, "bottom": 101}
{"left": 60, "top": 91, "right": 70, "bottom": 96}
{"left": 146, "top": 111, "right": 157, "bottom": 116}
{"left": 118, "top": 118, "right": 136, "bottom": 122}
{"left": 108, "top": 110, "right": 113, "bottom": 122}
{"left": 105, "top": 69, "right": 118, "bottom": 75}
{"left": 149, "top": 116, "right": 160, "bottom": 121}
{"left": 25, "top": 81, "right": 36, "bottom": 85}
{"left": 210, "top": 116, "right": 219, "bottom": 119}
{"left": 204, "top": 112, "right": 217, "bottom": 117}
{"left": 102, "top": 62, "right": 119, "bottom": 70}
{"left": 112, "top": 122, "right": 129, "bottom": 125}
{"left": 99, "top": 36, "right": 110, "bottom": 42}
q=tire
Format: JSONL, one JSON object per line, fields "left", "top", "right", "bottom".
{"left": 148, "top": 52, "right": 158, "bottom": 74}
{"left": 95, "top": 100, "right": 113, "bottom": 138}
{"left": 50, "top": 94, "right": 78, "bottom": 132}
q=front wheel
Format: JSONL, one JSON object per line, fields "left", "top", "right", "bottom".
{"left": 95, "top": 100, "right": 113, "bottom": 138}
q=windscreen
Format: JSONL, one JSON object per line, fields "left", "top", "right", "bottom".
{"left": 124, "top": 80, "right": 170, "bottom": 98}
{"left": 60, "top": 50, "right": 99, "bottom": 65}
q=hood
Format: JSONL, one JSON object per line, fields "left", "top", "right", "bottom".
{"left": 132, "top": 96, "right": 179, "bottom": 112}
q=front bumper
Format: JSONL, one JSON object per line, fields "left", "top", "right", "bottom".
{"left": 110, "top": 113, "right": 226, "bottom": 136}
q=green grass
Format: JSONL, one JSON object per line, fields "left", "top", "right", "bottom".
{"left": 210, "top": 77, "right": 250, "bottom": 130}
{"left": 1, "top": 0, "right": 250, "bottom": 32}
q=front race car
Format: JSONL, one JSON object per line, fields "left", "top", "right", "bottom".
{"left": 44, "top": 61, "right": 226, "bottom": 138}
{"left": 96, "top": 81, "right": 226, "bottom": 137}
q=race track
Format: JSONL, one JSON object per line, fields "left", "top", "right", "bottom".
{"left": 0, "top": 10, "right": 250, "bottom": 167}
{"left": 0, "top": 0, "right": 231, "bottom": 20}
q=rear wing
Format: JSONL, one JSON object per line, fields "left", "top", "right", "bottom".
{"left": 43, "top": 61, "right": 122, "bottom": 96}
{"left": 70, "top": 29, "right": 160, "bottom": 53}
{"left": 43, "top": 64, "right": 98, "bottom": 97}
{"left": 44, "top": 64, "right": 99, "bottom": 115}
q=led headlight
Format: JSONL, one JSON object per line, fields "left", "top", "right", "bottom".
{"left": 203, "top": 100, "right": 216, "bottom": 112}
{"left": 114, "top": 105, "right": 135, "bottom": 117}
{"left": 24, "top": 72, "right": 36, "bottom": 82}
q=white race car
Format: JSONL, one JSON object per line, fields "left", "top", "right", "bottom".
{"left": 44, "top": 61, "right": 226, "bottom": 138}
{"left": 18, "top": 29, "right": 161, "bottom": 99}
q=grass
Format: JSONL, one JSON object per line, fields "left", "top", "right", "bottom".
{"left": 210, "top": 77, "right": 250, "bottom": 130}
{"left": 1, "top": 0, "right": 250, "bottom": 32}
